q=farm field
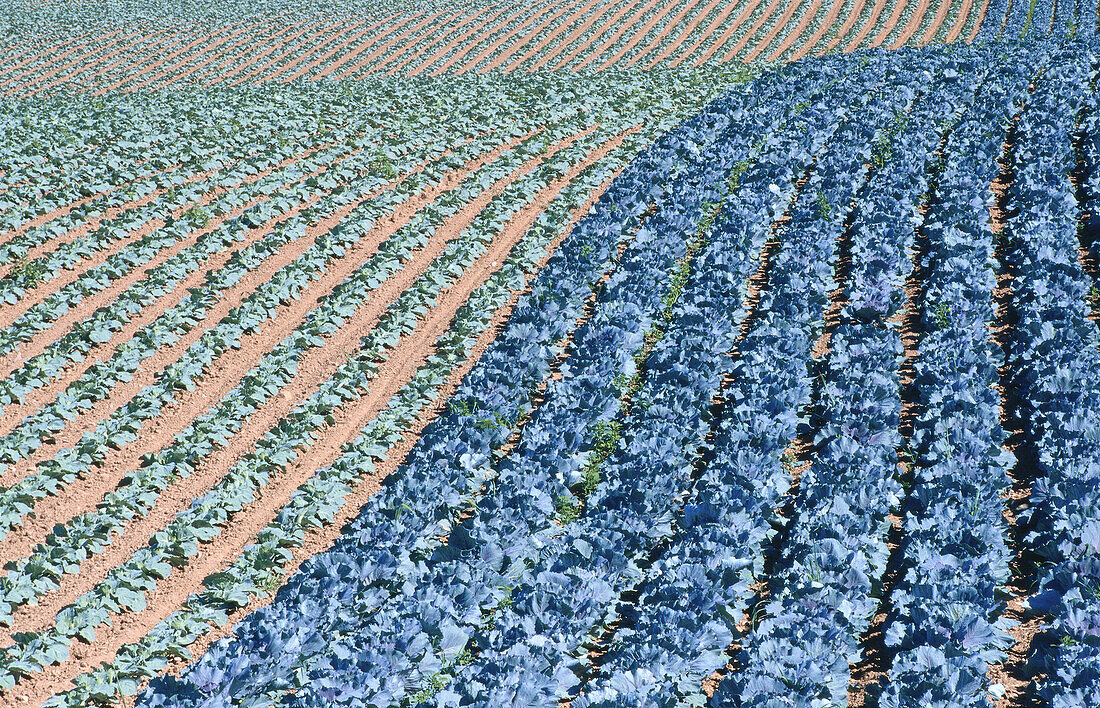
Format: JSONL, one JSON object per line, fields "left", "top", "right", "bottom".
{"left": 0, "top": 1, "right": 1099, "bottom": 708}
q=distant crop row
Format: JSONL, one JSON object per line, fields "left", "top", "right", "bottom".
{"left": 1, "top": 0, "right": 1085, "bottom": 96}
{"left": 128, "top": 36, "right": 1100, "bottom": 708}
{"left": 0, "top": 67, "right": 754, "bottom": 705}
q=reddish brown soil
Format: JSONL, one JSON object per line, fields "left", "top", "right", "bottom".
{"left": 119, "top": 135, "right": 633, "bottom": 701}
{"left": 421, "top": 3, "right": 528, "bottom": 74}
{"left": 182, "top": 19, "right": 297, "bottom": 87}
{"left": 146, "top": 22, "right": 272, "bottom": 90}
{"left": 121, "top": 21, "right": 252, "bottom": 91}
{"left": 2, "top": 29, "right": 147, "bottom": 96}
{"left": 790, "top": 0, "right": 845, "bottom": 59}
{"left": 543, "top": 0, "right": 637, "bottom": 72}
{"left": 640, "top": 0, "right": 725, "bottom": 68}
{"left": 571, "top": 0, "right": 663, "bottom": 71}
{"left": 30, "top": 27, "right": 180, "bottom": 96}
{"left": 819, "top": 0, "right": 868, "bottom": 53}
{"left": 470, "top": 1, "right": 574, "bottom": 74}
{"left": 169, "top": 19, "right": 290, "bottom": 88}
{"left": 230, "top": 18, "right": 338, "bottom": 85}
{"left": 694, "top": 0, "right": 764, "bottom": 65}
{"left": 676, "top": 0, "right": 757, "bottom": 66}
{"left": 760, "top": 0, "right": 824, "bottom": 62}
{"left": 90, "top": 27, "right": 200, "bottom": 94}
{"left": 0, "top": 131, "right": 534, "bottom": 645}
{"left": 203, "top": 18, "right": 326, "bottom": 87}
{"left": 0, "top": 140, "right": 326, "bottom": 347}
{"left": 868, "top": 0, "right": 911, "bottom": 48}
{"left": 4, "top": 123, "right": 627, "bottom": 706}
{"left": 969, "top": 0, "right": 992, "bottom": 41}
{"left": 387, "top": 3, "right": 501, "bottom": 75}
{"left": 720, "top": 0, "right": 785, "bottom": 62}
{"left": 0, "top": 145, "right": 356, "bottom": 438}
{"left": 945, "top": 0, "right": 976, "bottom": 42}
{"left": 988, "top": 111, "right": 1045, "bottom": 708}
{"left": 890, "top": 0, "right": 935, "bottom": 48}
{"left": 0, "top": 35, "right": 74, "bottom": 79}
{"left": 280, "top": 19, "right": 377, "bottom": 82}
{"left": 596, "top": 0, "right": 698, "bottom": 70}
{"left": 329, "top": 8, "right": 450, "bottom": 81}
{"left": 0, "top": 27, "right": 125, "bottom": 91}
{"left": 843, "top": 0, "right": 889, "bottom": 51}
{"left": 452, "top": 2, "right": 558, "bottom": 74}
{"left": 526, "top": 0, "right": 617, "bottom": 72}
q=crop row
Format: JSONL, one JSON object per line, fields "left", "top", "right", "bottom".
{"left": 1006, "top": 46, "right": 1100, "bottom": 708}
{"left": 132, "top": 58, "right": 836, "bottom": 707}
{"left": 0, "top": 0, "right": 1004, "bottom": 95}
{"left": 0, "top": 68, "right": 741, "bottom": 704}
{"left": 877, "top": 44, "right": 1038, "bottom": 708}
{"left": 572, "top": 44, "right": 951, "bottom": 706}
{"left": 711, "top": 44, "right": 992, "bottom": 707}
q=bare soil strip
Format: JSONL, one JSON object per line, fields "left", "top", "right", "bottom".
{"left": 473, "top": 0, "right": 580, "bottom": 74}
{"left": 596, "top": 0, "right": 701, "bottom": 70}
{"left": 452, "top": 2, "right": 557, "bottom": 74}
{"left": 109, "top": 22, "right": 245, "bottom": 91}
{"left": 918, "top": 0, "right": 955, "bottom": 45}
{"left": 0, "top": 144, "right": 358, "bottom": 431}
{"left": 152, "top": 22, "right": 284, "bottom": 90}
{"left": 866, "top": 0, "right": 910, "bottom": 49}
{"left": 0, "top": 141, "right": 319, "bottom": 337}
{"left": 90, "top": 27, "right": 203, "bottom": 94}
{"left": 204, "top": 18, "right": 328, "bottom": 87}
{"left": 0, "top": 35, "right": 80, "bottom": 78}
{"left": 639, "top": 0, "right": 724, "bottom": 67}
{"left": 0, "top": 143, "right": 395, "bottom": 471}
{"left": 121, "top": 21, "right": 254, "bottom": 92}
{"left": 387, "top": 3, "right": 502, "bottom": 75}
{"left": 245, "top": 19, "right": 364, "bottom": 84}
{"left": 719, "top": 0, "right": 786, "bottom": 62}
{"left": 129, "top": 131, "right": 634, "bottom": 700}
{"left": 840, "top": 0, "right": 887, "bottom": 51}
{"left": 37, "top": 28, "right": 187, "bottom": 94}
{"left": 789, "top": 0, "right": 845, "bottom": 59}
{"left": 0, "top": 150, "right": 253, "bottom": 281}
{"left": 570, "top": 0, "right": 663, "bottom": 71}
{"left": 280, "top": 19, "right": 378, "bottom": 82}
{"left": 423, "top": 2, "right": 536, "bottom": 75}
{"left": 0, "top": 188, "right": 132, "bottom": 268}
{"left": 32, "top": 27, "right": 185, "bottom": 96}
{"left": 987, "top": 116, "right": 1044, "bottom": 708}
{"left": 820, "top": 0, "right": 869, "bottom": 53}
{"left": 228, "top": 17, "right": 338, "bottom": 86}
{"left": 265, "top": 19, "right": 378, "bottom": 83}
{"left": 674, "top": 0, "right": 755, "bottom": 66}
{"left": 692, "top": 0, "right": 763, "bottom": 65}
{"left": 761, "top": 0, "right": 824, "bottom": 62}
{"left": 6, "top": 125, "right": 623, "bottom": 705}
{"left": 165, "top": 19, "right": 289, "bottom": 89}
{"left": 945, "top": 0, "right": 977, "bottom": 41}
{"left": 0, "top": 133, "right": 538, "bottom": 638}
{"left": 27, "top": 28, "right": 167, "bottom": 94}
{"left": 525, "top": 0, "right": 618, "bottom": 72}
{"left": 403, "top": 2, "right": 517, "bottom": 74}
{"left": 847, "top": 126, "right": 946, "bottom": 707}
{"left": 544, "top": 1, "right": 638, "bottom": 72}
{"left": 968, "top": 0, "right": 992, "bottom": 41}
{"left": 185, "top": 19, "right": 300, "bottom": 87}
{"left": 885, "top": 0, "right": 931, "bottom": 49}
{"left": 329, "top": 9, "right": 450, "bottom": 81}
{"left": 2, "top": 29, "right": 147, "bottom": 96}
{"left": 0, "top": 27, "right": 125, "bottom": 90}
